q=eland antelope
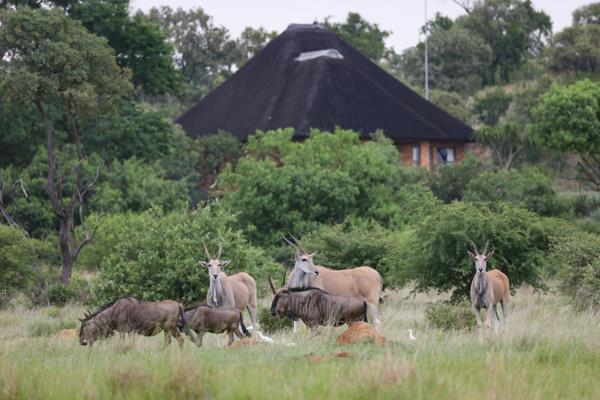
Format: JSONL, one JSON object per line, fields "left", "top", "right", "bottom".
{"left": 468, "top": 241, "right": 510, "bottom": 336}
{"left": 282, "top": 235, "right": 383, "bottom": 326}
{"left": 200, "top": 242, "right": 259, "bottom": 331}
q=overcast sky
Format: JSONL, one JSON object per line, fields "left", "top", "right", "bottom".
{"left": 132, "top": 0, "right": 594, "bottom": 52}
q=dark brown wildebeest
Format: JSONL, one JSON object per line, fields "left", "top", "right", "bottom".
{"left": 269, "top": 277, "right": 367, "bottom": 332}
{"left": 282, "top": 236, "right": 383, "bottom": 326}
{"left": 78, "top": 297, "right": 185, "bottom": 347}
{"left": 468, "top": 241, "right": 510, "bottom": 337}
{"left": 182, "top": 305, "right": 250, "bottom": 346}
{"left": 200, "top": 242, "right": 260, "bottom": 331}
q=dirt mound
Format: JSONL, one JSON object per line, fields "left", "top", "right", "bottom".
{"left": 336, "top": 322, "right": 385, "bottom": 347}
{"left": 54, "top": 329, "right": 77, "bottom": 340}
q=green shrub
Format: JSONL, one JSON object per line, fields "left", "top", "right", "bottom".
{"left": 220, "top": 128, "right": 406, "bottom": 245}
{"left": 45, "top": 285, "right": 77, "bottom": 306}
{"left": 91, "top": 204, "right": 280, "bottom": 305}
{"left": 300, "top": 219, "right": 414, "bottom": 288}
{"left": 464, "top": 168, "right": 565, "bottom": 216}
{"left": 402, "top": 202, "right": 569, "bottom": 300}
{"left": 425, "top": 301, "right": 476, "bottom": 331}
{"left": 0, "top": 225, "right": 42, "bottom": 305}
{"left": 426, "top": 155, "right": 483, "bottom": 203}
{"left": 257, "top": 307, "right": 293, "bottom": 334}
{"left": 553, "top": 231, "right": 600, "bottom": 311}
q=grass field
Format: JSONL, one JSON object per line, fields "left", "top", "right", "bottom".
{"left": 1, "top": 287, "right": 599, "bottom": 400}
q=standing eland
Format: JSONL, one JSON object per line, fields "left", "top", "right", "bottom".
{"left": 468, "top": 241, "right": 510, "bottom": 337}
{"left": 282, "top": 235, "right": 383, "bottom": 326}
{"left": 200, "top": 242, "right": 260, "bottom": 331}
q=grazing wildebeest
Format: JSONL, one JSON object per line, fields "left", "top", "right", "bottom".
{"left": 182, "top": 305, "right": 250, "bottom": 346}
{"left": 468, "top": 241, "right": 510, "bottom": 336}
{"left": 269, "top": 276, "right": 368, "bottom": 331}
{"left": 200, "top": 242, "right": 260, "bottom": 331}
{"left": 78, "top": 297, "right": 185, "bottom": 347}
{"left": 282, "top": 236, "right": 383, "bottom": 326}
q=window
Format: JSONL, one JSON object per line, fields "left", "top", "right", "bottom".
{"left": 412, "top": 144, "right": 421, "bottom": 166}
{"left": 436, "top": 147, "right": 456, "bottom": 164}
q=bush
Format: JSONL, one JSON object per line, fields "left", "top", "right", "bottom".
{"left": 258, "top": 307, "right": 293, "bottom": 334}
{"left": 553, "top": 231, "right": 600, "bottom": 311}
{"left": 300, "top": 219, "right": 414, "bottom": 288}
{"left": 91, "top": 204, "right": 280, "bottom": 305}
{"left": 45, "top": 285, "right": 77, "bottom": 306}
{"left": 424, "top": 301, "right": 476, "bottom": 331}
{"left": 402, "top": 202, "right": 569, "bottom": 300}
{"left": 220, "top": 128, "right": 406, "bottom": 245}
{"left": 464, "top": 168, "right": 565, "bottom": 216}
{"left": 426, "top": 155, "right": 483, "bottom": 203}
{"left": 0, "top": 225, "right": 42, "bottom": 305}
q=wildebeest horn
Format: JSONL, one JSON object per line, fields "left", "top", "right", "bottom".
{"left": 483, "top": 240, "right": 490, "bottom": 255}
{"left": 469, "top": 240, "right": 479, "bottom": 255}
{"left": 268, "top": 275, "right": 276, "bottom": 295}
{"left": 202, "top": 241, "right": 211, "bottom": 259}
{"left": 217, "top": 243, "right": 222, "bottom": 260}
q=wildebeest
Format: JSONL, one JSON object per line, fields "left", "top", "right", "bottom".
{"left": 78, "top": 297, "right": 185, "bottom": 347}
{"left": 468, "top": 241, "right": 510, "bottom": 336}
{"left": 182, "top": 305, "right": 250, "bottom": 346}
{"left": 282, "top": 236, "right": 383, "bottom": 325}
{"left": 269, "top": 276, "right": 368, "bottom": 331}
{"left": 200, "top": 242, "right": 260, "bottom": 331}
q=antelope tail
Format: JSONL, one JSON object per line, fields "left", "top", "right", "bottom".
{"left": 239, "top": 314, "right": 251, "bottom": 337}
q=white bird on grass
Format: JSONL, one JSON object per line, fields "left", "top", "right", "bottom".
{"left": 408, "top": 329, "right": 417, "bottom": 342}
{"left": 256, "top": 331, "right": 274, "bottom": 343}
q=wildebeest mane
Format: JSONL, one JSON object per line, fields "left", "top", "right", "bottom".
{"left": 81, "top": 296, "right": 140, "bottom": 323}
{"left": 184, "top": 304, "right": 214, "bottom": 312}
{"left": 287, "top": 287, "right": 329, "bottom": 294}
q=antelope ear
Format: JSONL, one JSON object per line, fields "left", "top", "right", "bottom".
{"left": 78, "top": 318, "right": 85, "bottom": 322}
{"left": 486, "top": 250, "right": 494, "bottom": 260}
{"left": 221, "top": 260, "right": 231, "bottom": 268}
{"left": 467, "top": 250, "right": 476, "bottom": 260}
{"left": 199, "top": 261, "right": 209, "bottom": 268}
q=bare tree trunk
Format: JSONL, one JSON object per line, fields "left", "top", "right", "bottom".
{"left": 36, "top": 101, "right": 97, "bottom": 285}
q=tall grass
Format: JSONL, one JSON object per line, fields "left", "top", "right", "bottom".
{"left": 1, "top": 288, "right": 599, "bottom": 399}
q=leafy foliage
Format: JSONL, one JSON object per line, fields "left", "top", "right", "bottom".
{"left": 0, "top": 225, "right": 41, "bottom": 304}
{"left": 426, "top": 155, "right": 483, "bottom": 203}
{"left": 553, "top": 231, "right": 600, "bottom": 311}
{"left": 402, "top": 202, "right": 561, "bottom": 300}
{"left": 472, "top": 88, "right": 513, "bottom": 126}
{"left": 531, "top": 80, "right": 600, "bottom": 189}
{"left": 464, "top": 168, "right": 565, "bottom": 216}
{"left": 300, "top": 219, "right": 416, "bottom": 288}
{"left": 220, "top": 129, "right": 406, "bottom": 245}
{"left": 424, "top": 301, "right": 476, "bottom": 331}
{"left": 90, "top": 205, "right": 280, "bottom": 305}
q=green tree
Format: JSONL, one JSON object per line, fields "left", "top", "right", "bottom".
{"left": 147, "top": 6, "right": 237, "bottom": 102}
{"left": 429, "top": 90, "right": 471, "bottom": 122}
{"left": 531, "top": 80, "right": 600, "bottom": 190}
{"left": 0, "top": 7, "right": 132, "bottom": 284}
{"left": 90, "top": 206, "right": 280, "bottom": 305}
{"left": 464, "top": 168, "right": 564, "bottom": 216}
{"left": 427, "top": 155, "right": 483, "bottom": 203}
{"left": 324, "top": 12, "right": 392, "bottom": 63}
{"left": 549, "top": 3, "right": 600, "bottom": 74}
{"left": 220, "top": 128, "right": 404, "bottom": 245}
{"left": 0, "top": 225, "right": 41, "bottom": 304}
{"left": 89, "top": 159, "right": 188, "bottom": 214}
{"left": 403, "top": 202, "right": 558, "bottom": 300}
{"left": 457, "top": 0, "right": 552, "bottom": 84}
{"left": 235, "top": 27, "right": 277, "bottom": 67}
{"left": 69, "top": 0, "right": 180, "bottom": 95}
{"left": 471, "top": 87, "right": 513, "bottom": 126}
{"left": 399, "top": 27, "right": 492, "bottom": 94}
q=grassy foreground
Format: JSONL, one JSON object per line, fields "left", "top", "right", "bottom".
{"left": 1, "top": 288, "right": 599, "bottom": 400}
